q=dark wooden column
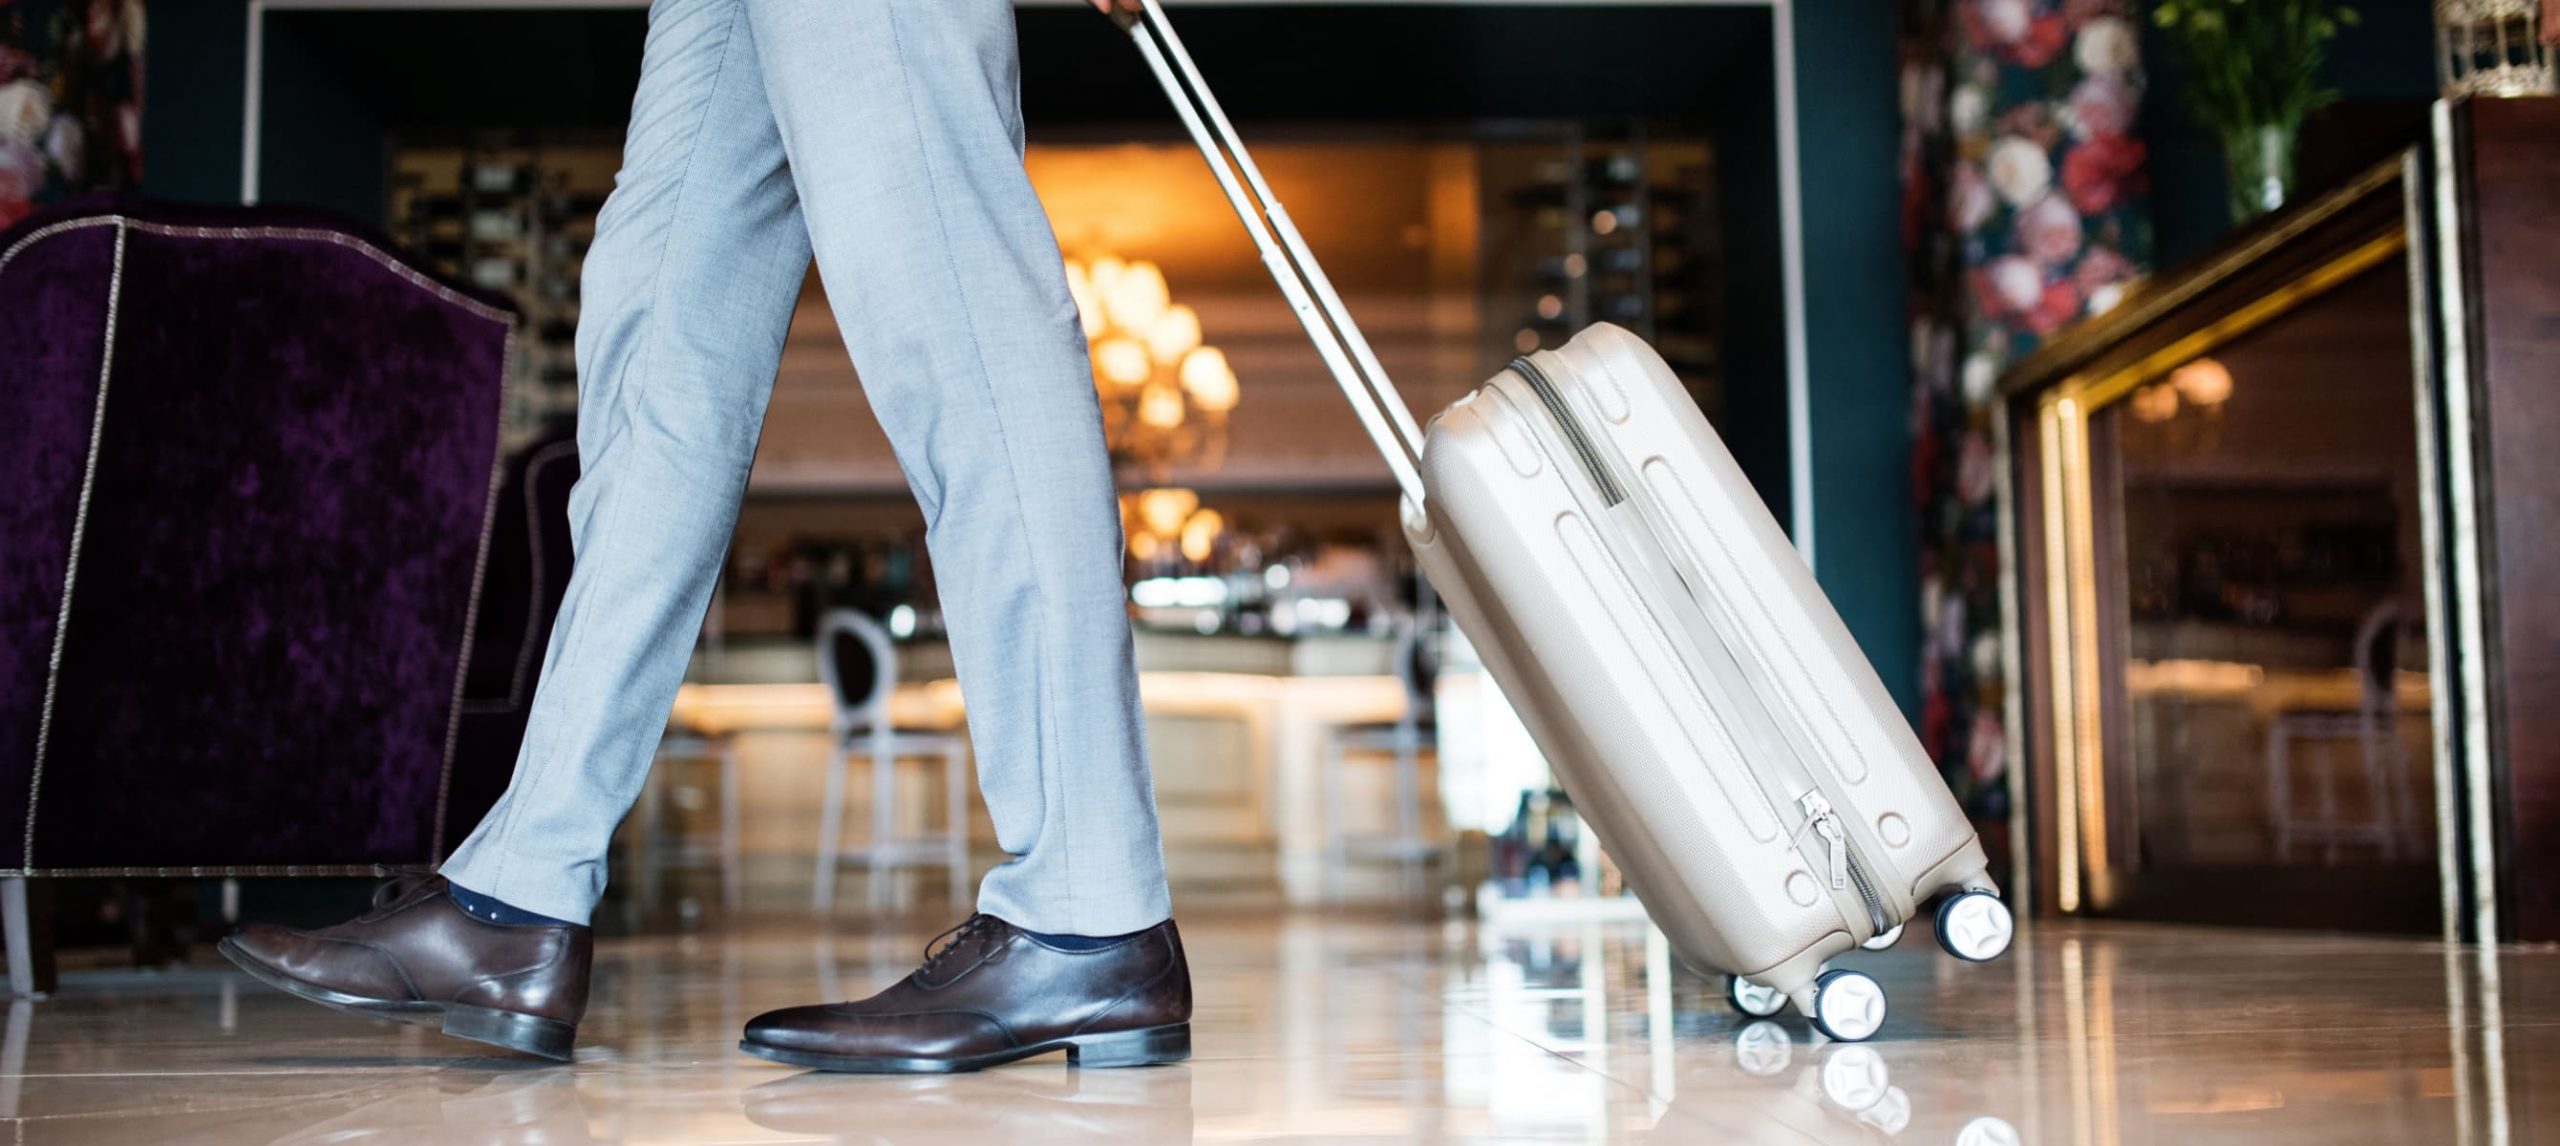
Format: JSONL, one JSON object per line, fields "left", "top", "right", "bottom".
{"left": 2456, "top": 96, "right": 2560, "bottom": 942}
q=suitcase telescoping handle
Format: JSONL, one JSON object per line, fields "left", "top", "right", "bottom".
{"left": 1122, "top": 0, "right": 1430, "bottom": 505}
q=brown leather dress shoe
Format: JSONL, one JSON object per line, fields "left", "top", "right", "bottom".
{"left": 218, "top": 876, "right": 591, "bottom": 1061}
{"left": 740, "top": 914, "right": 1191, "bottom": 1073}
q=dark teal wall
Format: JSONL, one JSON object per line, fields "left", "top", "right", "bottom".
{"left": 140, "top": 1, "right": 244, "bottom": 204}
{"left": 2141, "top": 1, "right": 2440, "bottom": 266}
{"left": 1792, "top": 0, "right": 1922, "bottom": 718}
{"left": 140, "top": 2, "right": 398, "bottom": 219}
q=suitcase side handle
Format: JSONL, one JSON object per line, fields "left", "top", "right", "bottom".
{"left": 1126, "top": 0, "right": 1429, "bottom": 504}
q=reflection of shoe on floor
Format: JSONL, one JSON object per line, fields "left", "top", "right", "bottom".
{"left": 268, "top": 1073, "right": 597, "bottom": 1146}
{"left": 218, "top": 877, "right": 591, "bottom": 1061}
{"left": 741, "top": 1065, "right": 1196, "bottom": 1143}
{"left": 431, "top": 1072, "right": 598, "bottom": 1144}
{"left": 740, "top": 914, "right": 1192, "bottom": 1074}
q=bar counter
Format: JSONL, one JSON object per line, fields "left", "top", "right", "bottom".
{"left": 668, "top": 630, "right": 1417, "bottom": 907}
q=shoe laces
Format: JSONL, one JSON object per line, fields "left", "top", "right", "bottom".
{"left": 919, "top": 913, "right": 1003, "bottom": 978}
{"left": 370, "top": 874, "right": 437, "bottom": 912}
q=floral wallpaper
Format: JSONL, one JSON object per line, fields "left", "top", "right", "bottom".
{"left": 0, "top": 0, "right": 145, "bottom": 229}
{"left": 1897, "top": 0, "right": 2152, "bottom": 836}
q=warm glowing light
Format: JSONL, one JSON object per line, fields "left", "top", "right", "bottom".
{"left": 1096, "top": 337, "right": 1153, "bottom": 388}
{"left": 2130, "top": 382, "right": 2179, "bottom": 424}
{"left": 1136, "top": 487, "right": 1198, "bottom": 537}
{"left": 1592, "top": 209, "right": 1620, "bottom": 235}
{"left": 1072, "top": 251, "right": 1235, "bottom": 478}
{"left": 1179, "top": 508, "right": 1224, "bottom": 563}
{"left": 2170, "top": 357, "right": 2234, "bottom": 407}
{"left": 1536, "top": 294, "right": 1563, "bottom": 320}
{"left": 1089, "top": 255, "right": 1127, "bottom": 301}
{"left": 1178, "top": 347, "right": 1238, "bottom": 414}
{"left": 1129, "top": 531, "right": 1161, "bottom": 561}
{"left": 1146, "top": 304, "right": 1202, "bottom": 364}
{"left": 1064, "top": 259, "right": 1104, "bottom": 337}
{"left": 1138, "top": 381, "right": 1187, "bottom": 429}
{"left": 1104, "top": 260, "right": 1170, "bottom": 332}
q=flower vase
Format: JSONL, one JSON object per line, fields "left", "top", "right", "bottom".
{"left": 2221, "top": 119, "right": 2300, "bottom": 224}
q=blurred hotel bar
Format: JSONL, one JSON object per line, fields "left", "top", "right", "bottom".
{"left": 2, "top": 1, "right": 2558, "bottom": 1140}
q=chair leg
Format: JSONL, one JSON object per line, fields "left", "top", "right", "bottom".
{"left": 2317, "top": 728, "right": 2342, "bottom": 865}
{"left": 869, "top": 727, "right": 896, "bottom": 913}
{"left": 945, "top": 743, "right": 970, "bottom": 911}
{"left": 720, "top": 740, "right": 744, "bottom": 912}
{"left": 2357, "top": 715, "right": 2396, "bottom": 862}
{"left": 815, "top": 746, "right": 849, "bottom": 915}
{"left": 1322, "top": 734, "right": 1348, "bottom": 903}
{"left": 1392, "top": 722, "right": 1424, "bottom": 901}
{"left": 2386, "top": 724, "right": 2421, "bottom": 856}
{"left": 3, "top": 879, "right": 34, "bottom": 999}
{"left": 636, "top": 761, "right": 666, "bottom": 917}
{"left": 2268, "top": 729, "right": 2292, "bottom": 863}
{"left": 0, "top": 997, "right": 26, "bottom": 1117}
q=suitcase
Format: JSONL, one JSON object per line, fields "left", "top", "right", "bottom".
{"left": 1124, "top": 0, "right": 2015, "bottom": 1041}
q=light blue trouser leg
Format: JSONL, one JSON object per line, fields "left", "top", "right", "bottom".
{"left": 442, "top": 0, "right": 1171, "bottom": 938}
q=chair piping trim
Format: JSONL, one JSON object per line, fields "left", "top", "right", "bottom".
{"left": 508, "top": 442, "right": 582, "bottom": 709}
{"left": 435, "top": 321, "right": 516, "bottom": 864}
{"left": 0, "top": 864, "right": 423, "bottom": 879}
{"left": 24, "top": 220, "right": 125, "bottom": 868}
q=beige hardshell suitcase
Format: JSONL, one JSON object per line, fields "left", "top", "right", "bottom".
{"left": 1127, "top": 0, "right": 2015, "bottom": 1041}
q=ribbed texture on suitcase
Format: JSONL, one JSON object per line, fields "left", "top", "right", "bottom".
{"left": 1408, "top": 324, "right": 1988, "bottom": 985}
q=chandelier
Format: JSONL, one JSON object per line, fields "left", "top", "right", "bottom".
{"left": 1123, "top": 487, "right": 1226, "bottom": 564}
{"left": 1066, "top": 255, "right": 1240, "bottom": 484}
{"left": 1067, "top": 255, "right": 1239, "bottom": 567}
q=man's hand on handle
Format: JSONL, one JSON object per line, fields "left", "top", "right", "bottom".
{"left": 1090, "top": 0, "right": 1144, "bottom": 29}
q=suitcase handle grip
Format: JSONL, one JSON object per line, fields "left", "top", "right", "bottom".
{"left": 1126, "top": 0, "right": 1429, "bottom": 504}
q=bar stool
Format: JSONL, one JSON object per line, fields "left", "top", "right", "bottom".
{"left": 814, "top": 608, "right": 973, "bottom": 914}
{"left": 1322, "top": 612, "right": 1444, "bottom": 900}
{"left": 638, "top": 725, "right": 742, "bottom": 914}
{"left": 2266, "top": 601, "right": 2420, "bottom": 862}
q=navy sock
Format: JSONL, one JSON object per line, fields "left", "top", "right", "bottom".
{"left": 1021, "top": 926, "right": 1146, "bottom": 952}
{"left": 448, "top": 881, "right": 574, "bottom": 927}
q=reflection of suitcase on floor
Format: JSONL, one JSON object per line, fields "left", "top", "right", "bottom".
{"left": 1124, "top": 0, "right": 2015, "bottom": 1040}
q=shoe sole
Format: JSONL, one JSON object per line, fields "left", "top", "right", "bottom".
{"left": 217, "top": 936, "right": 577, "bottom": 1062}
{"left": 737, "top": 1021, "right": 1190, "bottom": 1074}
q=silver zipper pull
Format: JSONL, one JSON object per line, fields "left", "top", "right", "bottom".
{"left": 1797, "top": 792, "right": 1848, "bottom": 890}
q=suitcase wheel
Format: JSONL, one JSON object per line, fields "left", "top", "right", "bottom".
{"left": 1725, "top": 974, "right": 1789, "bottom": 1018}
{"left": 1934, "top": 891, "right": 2016, "bottom": 963}
{"left": 1859, "top": 922, "right": 1906, "bottom": 952}
{"left": 1957, "top": 1115, "right": 2026, "bottom": 1146}
{"left": 1808, "top": 968, "right": 1888, "bottom": 1042}
{"left": 1818, "top": 1044, "right": 1897, "bottom": 1116}
{"left": 1732, "top": 1019, "right": 1794, "bottom": 1077}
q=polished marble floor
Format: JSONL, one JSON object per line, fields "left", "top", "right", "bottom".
{"left": 1, "top": 911, "right": 2550, "bottom": 1143}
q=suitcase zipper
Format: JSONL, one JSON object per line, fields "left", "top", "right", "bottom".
{"left": 1798, "top": 792, "right": 1890, "bottom": 935}
{"left": 1509, "top": 354, "right": 1894, "bottom": 939}
{"left": 1508, "top": 357, "right": 1625, "bottom": 507}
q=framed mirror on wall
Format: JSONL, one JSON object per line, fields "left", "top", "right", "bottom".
{"left": 2004, "top": 156, "right": 2459, "bottom": 937}
{"left": 2006, "top": 97, "right": 2560, "bottom": 942}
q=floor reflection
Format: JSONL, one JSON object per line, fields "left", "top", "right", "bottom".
{"left": 0, "top": 911, "right": 2543, "bottom": 1142}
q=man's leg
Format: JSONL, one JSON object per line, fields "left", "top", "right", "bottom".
{"left": 222, "top": 0, "right": 810, "bottom": 1059}
{"left": 438, "top": 0, "right": 814, "bottom": 924}
{"left": 734, "top": 2, "right": 1188, "bottom": 1073}
{"left": 744, "top": 0, "right": 1171, "bottom": 938}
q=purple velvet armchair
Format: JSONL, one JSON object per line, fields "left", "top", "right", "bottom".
{"left": 0, "top": 198, "right": 557, "bottom": 994}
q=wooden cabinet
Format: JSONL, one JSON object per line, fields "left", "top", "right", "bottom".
{"left": 2000, "top": 97, "right": 2560, "bottom": 940}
